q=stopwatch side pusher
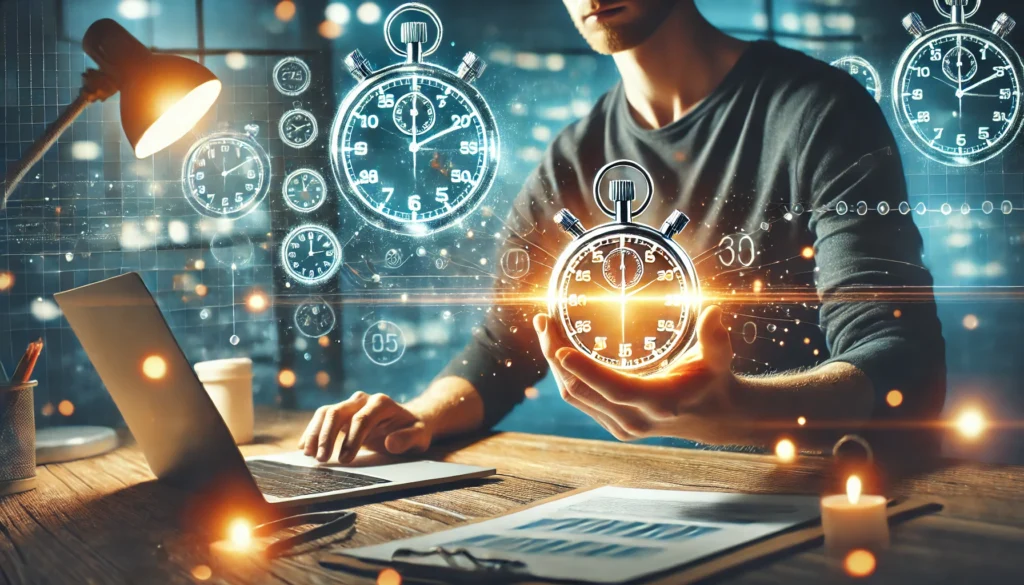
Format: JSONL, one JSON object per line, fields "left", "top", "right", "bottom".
{"left": 548, "top": 179, "right": 702, "bottom": 376}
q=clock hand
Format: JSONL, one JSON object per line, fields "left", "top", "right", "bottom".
{"left": 309, "top": 238, "right": 314, "bottom": 256}
{"left": 620, "top": 250, "right": 627, "bottom": 356}
{"left": 411, "top": 92, "right": 419, "bottom": 186}
{"left": 956, "top": 40, "right": 963, "bottom": 124}
{"left": 624, "top": 275, "right": 659, "bottom": 299}
{"left": 221, "top": 157, "right": 254, "bottom": 177}
{"left": 410, "top": 122, "right": 462, "bottom": 152}
{"left": 959, "top": 72, "right": 1003, "bottom": 96}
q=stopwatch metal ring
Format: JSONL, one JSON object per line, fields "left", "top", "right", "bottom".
{"left": 933, "top": 0, "right": 980, "bottom": 20}
{"left": 384, "top": 2, "right": 444, "bottom": 58}
{"left": 592, "top": 159, "right": 654, "bottom": 219}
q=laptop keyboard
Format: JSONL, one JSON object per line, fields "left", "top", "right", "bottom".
{"left": 247, "top": 459, "right": 390, "bottom": 498}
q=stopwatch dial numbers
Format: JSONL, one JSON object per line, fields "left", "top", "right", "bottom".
{"left": 899, "top": 33, "right": 1020, "bottom": 161}
{"left": 557, "top": 235, "right": 691, "bottom": 371}
{"left": 341, "top": 75, "right": 489, "bottom": 225}
{"left": 831, "top": 56, "right": 881, "bottom": 102}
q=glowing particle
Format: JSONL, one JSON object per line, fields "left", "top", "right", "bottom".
{"left": 191, "top": 565, "right": 212, "bottom": 580}
{"left": 195, "top": 284, "right": 208, "bottom": 297}
{"left": 318, "top": 335, "right": 331, "bottom": 348}
{"left": 955, "top": 408, "right": 985, "bottom": 439}
{"left": 377, "top": 568, "right": 402, "bottom": 585}
{"left": 142, "top": 355, "right": 168, "bottom": 380}
{"left": 767, "top": 323, "right": 777, "bottom": 333}
{"left": 278, "top": 369, "right": 297, "bottom": 388}
{"left": 356, "top": 2, "right": 382, "bottom": 24}
{"left": 275, "top": 0, "right": 296, "bottom": 21}
{"left": 229, "top": 334, "right": 240, "bottom": 346}
{"left": 893, "top": 309, "right": 902, "bottom": 318}
{"left": 228, "top": 518, "right": 252, "bottom": 548}
{"left": 803, "top": 337, "right": 810, "bottom": 345}
{"left": 525, "top": 387, "right": 539, "bottom": 399}
{"left": 505, "top": 360, "right": 513, "bottom": 368}
{"left": 325, "top": 2, "right": 351, "bottom": 24}
{"left": 225, "top": 51, "right": 247, "bottom": 70}
{"left": 58, "top": 400, "right": 75, "bottom": 417}
{"left": 318, "top": 19, "right": 343, "bottom": 39}
{"left": 466, "top": 230, "right": 475, "bottom": 239}
{"left": 801, "top": 246, "right": 814, "bottom": 259}
{"left": 962, "top": 314, "right": 979, "bottom": 330}
{"left": 195, "top": 259, "right": 206, "bottom": 270}
{"left": 813, "top": 349, "right": 820, "bottom": 356}
{"left": 886, "top": 390, "right": 903, "bottom": 408}
{"left": 844, "top": 549, "right": 876, "bottom": 578}
{"left": 117, "top": 0, "right": 151, "bottom": 19}
{"left": 71, "top": 140, "right": 101, "bottom": 160}
{"left": 775, "top": 439, "right": 796, "bottom": 462}
{"left": 416, "top": 247, "right": 427, "bottom": 257}
{"left": 315, "top": 371, "right": 331, "bottom": 388}
{"left": 41, "top": 403, "right": 55, "bottom": 416}
{"left": 0, "top": 271, "right": 14, "bottom": 291}
{"left": 797, "top": 416, "right": 806, "bottom": 426}
{"left": 479, "top": 258, "right": 488, "bottom": 266}
{"left": 246, "top": 291, "right": 269, "bottom": 312}
{"left": 442, "top": 310, "right": 452, "bottom": 320}
{"left": 752, "top": 279, "right": 764, "bottom": 293}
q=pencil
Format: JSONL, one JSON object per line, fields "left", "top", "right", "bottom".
{"left": 12, "top": 339, "right": 43, "bottom": 383}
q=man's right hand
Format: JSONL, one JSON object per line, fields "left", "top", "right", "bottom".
{"left": 297, "top": 391, "right": 433, "bottom": 463}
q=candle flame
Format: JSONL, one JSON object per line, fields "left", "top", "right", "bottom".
{"left": 846, "top": 475, "right": 862, "bottom": 505}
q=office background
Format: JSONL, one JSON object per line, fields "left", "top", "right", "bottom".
{"left": 2, "top": 0, "right": 1022, "bottom": 462}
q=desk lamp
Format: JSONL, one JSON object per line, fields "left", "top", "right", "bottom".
{"left": 1, "top": 19, "right": 221, "bottom": 462}
{"left": 2, "top": 18, "right": 222, "bottom": 208}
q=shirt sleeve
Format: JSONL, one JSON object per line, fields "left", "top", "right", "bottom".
{"left": 437, "top": 137, "right": 583, "bottom": 428}
{"left": 799, "top": 79, "right": 947, "bottom": 430}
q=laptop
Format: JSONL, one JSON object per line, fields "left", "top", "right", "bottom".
{"left": 55, "top": 272, "right": 494, "bottom": 526}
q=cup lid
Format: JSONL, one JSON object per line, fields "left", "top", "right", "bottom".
{"left": 193, "top": 358, "right": 253, "bottom": 381}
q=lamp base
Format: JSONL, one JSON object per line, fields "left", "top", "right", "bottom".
{"left": 36, "top": 426, "right": 118, "bottom": 464}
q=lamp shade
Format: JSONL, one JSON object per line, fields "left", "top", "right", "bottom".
{"left": 82, "top": 19, "right": 221, "bottom": 159}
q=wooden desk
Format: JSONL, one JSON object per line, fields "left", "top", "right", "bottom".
{"left": 1, "top": 408, "right": 1022, "bottom": 584}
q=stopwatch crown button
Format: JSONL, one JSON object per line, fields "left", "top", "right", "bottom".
{"left": 609, "top": 180, "right": 636, "bottom": 202}
{"left": 660, "top": 210, "right": 690, "bottom": 238}
{"left": 401, "top": 22, "right": 429, "bottom": 44}
{"left": 344, "top": 50, "right": 374, "bottom": 82}
{"left": 457, "top": 52, "right": 487, "bottom": 83}
{"left": 993, "top": 14, "right": 1016, "bottom": 39}
{"left": 903, "top": 12, "right": 926, "bottom": 38}
{"left": 555, "top": 209, "right": 586, "bottom": 238}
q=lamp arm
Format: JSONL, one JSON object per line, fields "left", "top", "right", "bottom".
{"left": 1, "top": 69, "right": 118, "bottom": 211}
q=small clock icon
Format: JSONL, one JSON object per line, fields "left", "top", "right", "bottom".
{"left": 279, "top": 108, "right": 318, "bottom": 149}
{"left": 392, "top": 92, "right": 436, "bottom": 136}
{"left": 281, "top": 224, "right": 341, "bottom": 285}
{"left": 294, "top": 297, "right": 336, "bottom": 337}
{"left": 273, "top": 57, "right": 311, "bottom": 96}
{"left": 283, "top": 168, "right": 327, "bottom": 213}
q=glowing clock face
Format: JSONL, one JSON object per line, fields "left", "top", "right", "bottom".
{"left": 294, "top": 297, "right": 336, "bottom": 337}
{"left": 896, "top": 31, "right": 1022, "bottom": 165}
{"left": 280, "top": 109, "right": 318, "bottom": 149}
{"left": 281, "top": 225, "right": 341, "bottom": 285}
{"left": 182, "top": 134, "right": 270, "bottom": 219}
{"left": 336, "top": 73, "right": 494, "bottom": 234}
{"left": 831, "top": 56, "right": 882, "bottom": 102}
{"left": 555, "top": 233, "right": 696, "bottom": 372}
{"left": 273, "top": 57, "right": 311, "bottom": 96}
{"left": 283, "top": 168, "right": 326, "bottom": 213}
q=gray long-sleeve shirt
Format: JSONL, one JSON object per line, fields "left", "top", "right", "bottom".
{"left": 441, "top": 41, "right": 946, "bottom": 439}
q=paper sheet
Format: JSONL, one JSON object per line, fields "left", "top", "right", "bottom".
{"left": 340, "top": 487, "right": 821, "bottom": 583}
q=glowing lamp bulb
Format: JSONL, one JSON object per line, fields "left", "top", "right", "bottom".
{"left": 228, "top": 519, "right": 252, "bottom": 549}
{"left": 142, "top": 355, "right": 167, "bottom": 380}
{"left": 846, "top": 475, "right": 862, "bottom": 505}
{"left": 956, "top": 409, "right": 985, "bottom": 439}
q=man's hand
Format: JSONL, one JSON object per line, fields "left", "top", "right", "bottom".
{"left": 298, "top": 392, "right": 433, "bottom": 463}
{"left": 533, "top": 306, "right": 741, "bottom": 443}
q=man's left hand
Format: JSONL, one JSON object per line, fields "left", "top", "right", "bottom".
{"left": 533, "top": 306, "right": 743, "bottom": 443}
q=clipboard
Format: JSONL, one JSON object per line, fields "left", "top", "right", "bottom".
{"left": 319, "top": 486, "right": 941, "bottom": 584}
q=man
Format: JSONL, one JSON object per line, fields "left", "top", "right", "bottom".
{"left": 299, "top": 0, "right": 946, "bottom": 462}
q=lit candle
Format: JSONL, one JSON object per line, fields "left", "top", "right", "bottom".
{"left": 821, "top": 475, "right": 889, "bottom": 554}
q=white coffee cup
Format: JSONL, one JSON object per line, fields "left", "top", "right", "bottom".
{"left": 193, "top": 358, "right": 254, "bottom": 445}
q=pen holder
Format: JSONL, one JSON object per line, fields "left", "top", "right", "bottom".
{"left": 0, "top": 380, "right": 37, "bottom": 496}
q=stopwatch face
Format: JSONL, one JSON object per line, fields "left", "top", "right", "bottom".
{"left": 283, "top": 168, "right": 327, "bottom": 213}
{"left": 273, "top": 57, "right": 311, "bottom": 96}
{"left": 280, "top": 225, "right": 342, "bottom": 285}
{"left": 181, "top": 133, "right": 270, "bottom": 219}
{"left": 294, "top": 297, "right": 336, "bottom": 337}
{"left": 280, "top": 109, "right": 318, "bottom": 149}
{"left": 554, "top": 231, "right": 698, "bottom": 373}
{"left": 831, "top": 56, "right": 882, "bottom": 103}
{"left": 331, "top": 67, "right": 499, "bottom": 236}
{"left": 895, "top": 28, "right": 1023, "bottom": 166}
